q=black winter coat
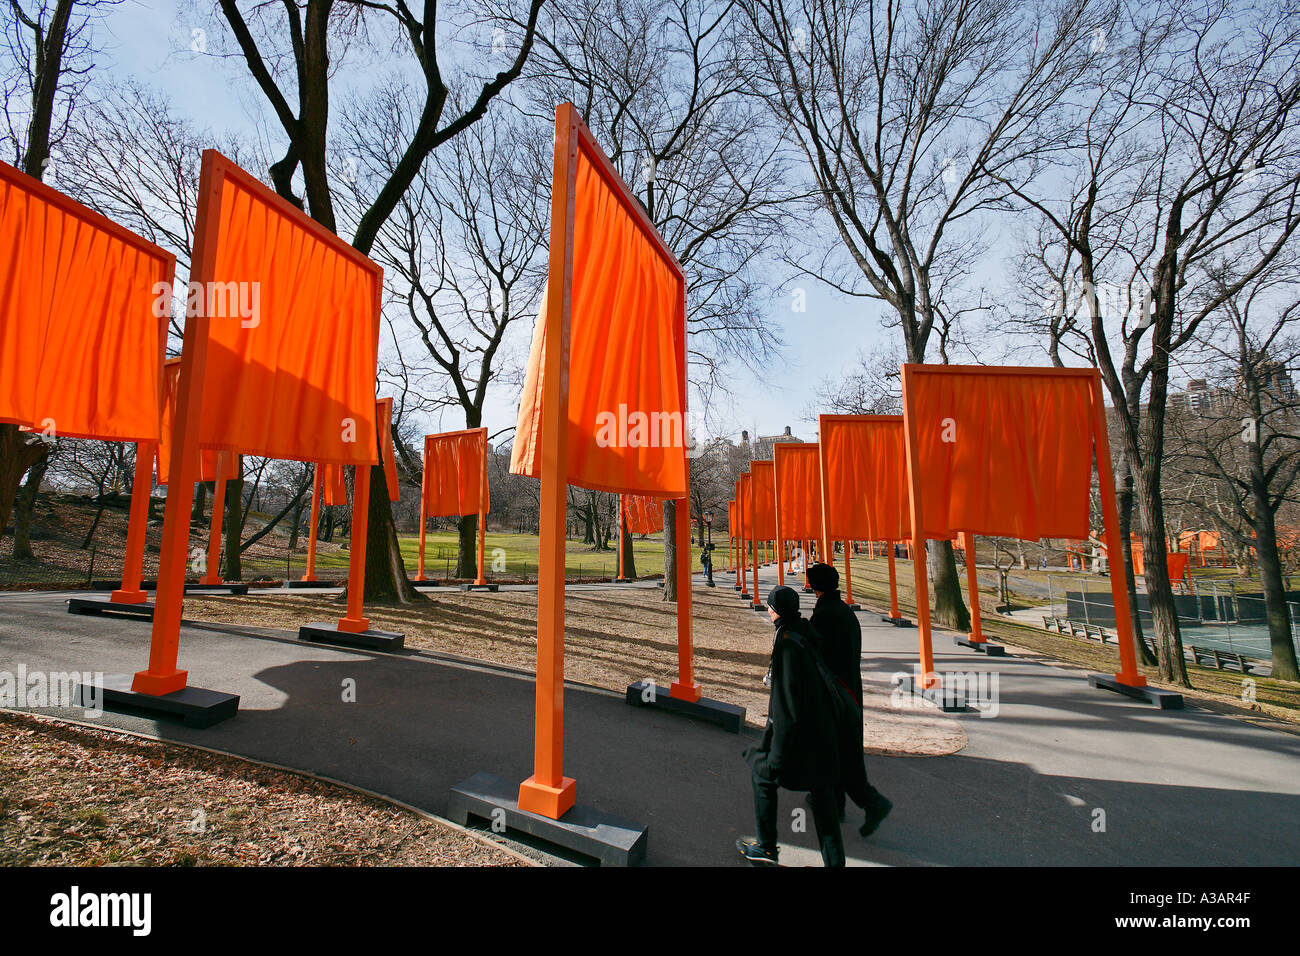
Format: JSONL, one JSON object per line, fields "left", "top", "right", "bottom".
{"left": 744, "top": 618, "right": 840, "bottom": 792}
{"left": 810, "top": 591, "right": 863, "bottom": 705}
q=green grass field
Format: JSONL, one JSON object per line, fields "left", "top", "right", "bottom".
{"left": 244, "top": 529, "right": 708, "bottom": 580}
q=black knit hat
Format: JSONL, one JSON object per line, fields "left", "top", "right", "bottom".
{"left": 766, "top": 585, "right": 800, "bottom": 618}
{"left": 807, "top": 562, "right": 839, "bottom": 592}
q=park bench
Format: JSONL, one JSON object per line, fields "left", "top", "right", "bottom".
{"left": 1042, "top": 615, "right": 1068, "bottom": 633}
{"left": 1189, "top": 645, "right": 1256, "bottom": 673}
{"left": 1080, "top": 623, "right": 1111, "bottom": 643}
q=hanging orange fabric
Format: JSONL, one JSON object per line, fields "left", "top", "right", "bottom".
{"left": 194, "top": 151, "right": 382, "bottom": 466}
{"left": 156, "top": 359, "right": 236, "bottom": 485}
{"left": 818, "top": 415, "right": 910, "bottom": 542}
{"left": 740, "top": 472, "right": 753, "bottom": 532}
{"left": 376, "top": 397, "right": 400, "bottom": 502}
{"left": 773, "top": 443, "right": 822, "bottom": 540}
{"left": 422, "top": 427, "right": 489, "bottom": 517}
{"left": 0, "top": 161, "right": 173, "bottom": 442}
{"left": 727, "top": 500, "right": 736, "bottom": 537}
{"left": 1166, "top": 552, "right": 1189, "bottom": 582}
{"left": 319, "top": 462, "right": 348, "bottom": 506}
{"left": 903, "top": 366, "right": 1094, "bottom": 539}
{"left": 623, "top": 494, "right": 664, "bottom": 534}
{"left": 509, "top": 147, "right": 687, "bottom": 498}
{"left": 748, "top": 460, "right": 776, "bottom": 539}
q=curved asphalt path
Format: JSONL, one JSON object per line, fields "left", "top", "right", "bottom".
{"left": 1, "top": 567, "right": 1298, "bottom": 866}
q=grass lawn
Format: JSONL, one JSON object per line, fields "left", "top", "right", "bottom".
{"left": 243, "top": 529, "right": 706, "bottom": 581}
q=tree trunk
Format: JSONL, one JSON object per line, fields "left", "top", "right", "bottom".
{"left": 361, "top": 461, "right": 421, "bottom": 603}
{"left": 1136, "top": 461, "right": 1189, "bottom": 686}
{"left": 12, "top": 450, "right": 49, "bottom": 560}
{"left": 223, "top": 476, "right": 243, "bottom": 581}
{"left": 1116, "top": 463, "right": 1156, "bottom": 665}
{"left": 288, "top": 497, "right": 303, "bottom": 550}
{"left": 1251, "top": 459, "right": 1300, "bottom": 681}
{"left": 192, "top": 482, "right": 207, "bottom": 523}
{"left": 456, "top": 513, "right": 477, "bottom": 578}
{"left": 620, "top": 522, "right": 636, "bottom": 579}
{"left": 663, "top": 498, "right": 677, "bottom": 600}
{"left": 929, "top": 540, "right": 970, "bottom": 631}
{"left": 0, "top": 425, "right": 48, "bottom": 540}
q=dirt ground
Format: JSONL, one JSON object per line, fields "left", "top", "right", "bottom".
{"left": 182, "top": 584, "right": 967, "bottom": 757}
{"left": 0, "top": 711, "right": 527, "bottom": 866}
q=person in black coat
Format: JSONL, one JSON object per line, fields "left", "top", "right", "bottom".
{"left": 807, "top": 562, "right": 893, "bottom": 838}
{"left": 737, "top": 585, "right": 845, "bottom": 867}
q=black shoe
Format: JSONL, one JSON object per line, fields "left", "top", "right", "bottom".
{"left": 736, "top": 839, "right": 779, "bottom": 866}
{"left": 859, "top": 794, "right": 893, "bottom": 838}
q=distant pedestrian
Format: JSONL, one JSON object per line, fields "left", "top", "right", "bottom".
{"left": 806, "top": 562, "right": 893, "bottom": 838}
{"left": 738, "top": 585, "right": 845, "bottom": 867}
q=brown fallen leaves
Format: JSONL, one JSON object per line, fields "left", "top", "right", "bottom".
{"left": 0, "top": 712, "right": 526, "bottom": 867}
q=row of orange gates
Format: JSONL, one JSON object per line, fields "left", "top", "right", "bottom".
{"left": 0, "top": 102, "right": 1179, "bottom": 860}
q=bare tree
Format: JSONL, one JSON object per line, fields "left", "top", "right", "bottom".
{"left": 210, "top": 0, "right": 545, "bottom": 602}
{"left": 740, "top": 0, "right": 1112, "bottom": 629}
{"left": 358, "top": 99, "right": 548, "bottom": 577}
{"left": 1004, "top": 0, "right": 1300, "bottom": 684}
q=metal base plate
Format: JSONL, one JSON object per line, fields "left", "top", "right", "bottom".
{"left": 297, "top": 623, "right": 406, "bottom": 652}
{"left": 624, "top": 681, "right": 745, "bottom": 733}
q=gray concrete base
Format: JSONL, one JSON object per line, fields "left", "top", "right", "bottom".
{"left": 955, "top": 637, "right": 1005, "bottom": 656}
{"left": 285, "top": 580, "right": 339, "bottom": 589}
{"left": 298, "top": 622, "right": 405, "bottom": 652}
{"left": 882, "top": 616, "right": 913, "bottom": 627}
{"left": 900, "top": 674, "right": 967, "bottom": 713}
{"left": 459, "top": 583, "right": 499, "bottom": 592}
{"left": 410, "top": 579, "right": 442, "bottom": 589}
{"left": 1088, "top": 674, "right": 1185, "bottom": 709}
{"left": 448, "top": 771, "right": 646, "bottom": 866}
{"left": 624, "top": 681, "right": 745, "bottom": 732}
{"left": 75, "top": 674, "right": 239, "bottom": 728}
{"left": 67, "top": 597, "right": 154, "bottom": 620}
{"left": 186, "top": 583, "right": 250, "bottom": 595}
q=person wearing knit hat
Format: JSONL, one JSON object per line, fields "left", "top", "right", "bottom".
{"left": 737, "top": 585, "right": 845, "bottom": 867}
{"left": 805, "top": 563, "right": 893, "bottom": 838}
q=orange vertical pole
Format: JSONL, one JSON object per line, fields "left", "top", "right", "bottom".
{"left": 134, "top": 153, "right": 223, "bottom": 696}
{"left": 475, "top": 444, "right": 487, "bottom": 586}
{"left": 961, "top": 531, "right": 985, "bottom": 644}
{"left": 518, "top": 104, "right": 577, "bottom": 820}
{"left": 1090, "top": 373, "right": 1144, "bottom": 687}
{"left": 336, "top": 464, "right": 372, "bottom": 633}
{"left": 414, "top": 454, "right": 427, "bottom": 581}
{"left": 843, "top": 540, "right": 854, "bottom": 605}
{"left": 671, "top": 484, "right": 700, "bottom": 700}
{"left": 738, "top": 483, "right": 748, "bottom": 595}
{"left": 749, "top": 478, "right": 761, "bottom": 608}
{"left": 617, "top": 496, "right": 625, "bottom": 580}
{"left": 887, "top": 543, "right": 901, "bottom": 618}
{"left": 202, "top": 467, "right": 226, "bottom": 585}
{"left": 773, "top": 463, "right": 786, "bottom": 588}
{"left": 304, "top": 466, "right": 321, "bottom": 582}
{"left": 902, "top": 366, "right": 937, "bottom": 688}
{"left": 113, "top": 441, "right": 155, "bottom": 604}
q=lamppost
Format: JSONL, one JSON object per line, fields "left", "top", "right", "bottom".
{"left": 703, "top": 509, "right": 716, "bottom": 587}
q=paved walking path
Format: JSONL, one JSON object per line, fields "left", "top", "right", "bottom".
{"left": 2, "top": 569, "right": 1298, "bottom": 866}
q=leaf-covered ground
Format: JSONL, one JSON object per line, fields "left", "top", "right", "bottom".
{"left": 0, "top": 711, "right": 528, "bottom": 867}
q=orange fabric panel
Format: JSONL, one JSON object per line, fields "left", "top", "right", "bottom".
{"left": 727, "top": 500, "right": 736, "bottom": 537}
{"left": 0, "top": 160, "right": 173, "bottom": 442}
{"left": 195, "top": 152, "right": 381, "bottom": 466}
{"left": 740, "top": 473, "right": 752, "bottom": 535}
{"left": 509, "top": 145, "right": 687, "bottom": 497}
{"left": 904, "top": 366, "right": 1095, "bottom": 539}
{"left": 820, "top": 416, "right": 912, "bottom": 541}
{"left": 156, "top": 360, "right": 236, "bottom": 485}
{"left": 318, "top": 463, "right": 347, "bottom": 506}
{"left": 422, "top": 428, "right": 489, "bottom": 518}
{"left": 623, "top": 494, "right": 664, "bottom": 535}
{"left": 773, "top": 443, "right": 822, "bottom": 539}
{"left": 1166, "top": 552, "right": 1189, "bottom": 581}
{"left": 376, "top": 398, "right": 400, "bottom": 502}
{"left": 749, "top": 461, "right": 776, "bottom": 539}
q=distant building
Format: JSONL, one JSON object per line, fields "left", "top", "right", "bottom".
{"left": 751, "top": 425, "right": 800, "bottom": 460}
